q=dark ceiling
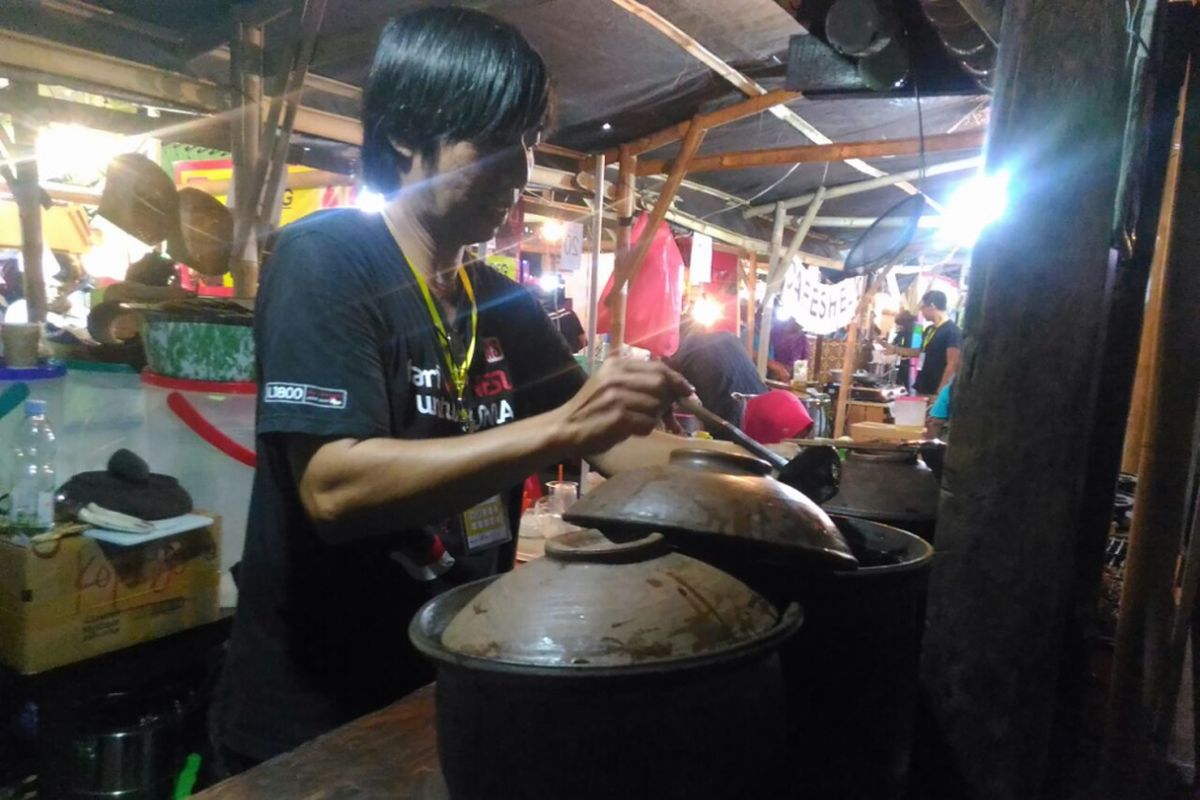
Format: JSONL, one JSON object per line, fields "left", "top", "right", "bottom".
{"left": 2, "top": 0, "right": 990, "bottom": 247}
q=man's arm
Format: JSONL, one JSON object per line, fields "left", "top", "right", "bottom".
{"left": 938, "top": 347, "right": 961, "bottom": 392}
{"left": 886, "top": 344, "right": 921, "bottom": 358}
{"left": 292, "top": 359, "right": 692, "bottom": 545}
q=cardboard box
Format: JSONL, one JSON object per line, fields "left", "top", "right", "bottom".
{"left": 0, "top": 519, "right": 220, "bottom": 674}
{"left": 850, "top": 421, "right": 926, "bottom": 442}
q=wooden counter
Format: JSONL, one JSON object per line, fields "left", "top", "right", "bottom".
{"left": 195, "top": 685, "right": 449, "bottom": 799}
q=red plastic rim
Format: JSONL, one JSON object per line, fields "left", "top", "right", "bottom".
{"left": 141, "top": 369, "right": 257, "bottom": 395}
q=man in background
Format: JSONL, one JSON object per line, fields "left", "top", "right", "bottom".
{"left": 889, "top": 290, "right": 962, "bottom": 397}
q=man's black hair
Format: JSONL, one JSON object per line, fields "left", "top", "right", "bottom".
{"left": 362, "top": 6, "right": 551, "bottom": 197}
{"left": 921, "top": 290, "right": 948, "bottom": 311}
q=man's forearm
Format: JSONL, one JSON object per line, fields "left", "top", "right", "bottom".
{"left": 298, "top": 413, "right": 573, "bottom": 544}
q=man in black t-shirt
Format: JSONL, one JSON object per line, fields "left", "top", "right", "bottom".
{"left": 890, "top": 290, "right": 963, "bottom": 396}
{"left": 218, "top": 9, "right": 697, "bottom": 772}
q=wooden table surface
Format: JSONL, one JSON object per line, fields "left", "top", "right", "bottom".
{"left": 195, "top": 684, "right": 449, "bottom": 799}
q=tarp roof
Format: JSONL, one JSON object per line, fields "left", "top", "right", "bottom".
{"left": 2, "top": 0, "right": 989, "bottom": 249}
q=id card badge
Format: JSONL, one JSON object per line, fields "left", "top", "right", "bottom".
{"left": 462, "top": 495, "right": 511, "bottom": 553}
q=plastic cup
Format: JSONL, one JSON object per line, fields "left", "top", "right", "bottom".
{"left": 546, "top": 480, "right": 579, "bottom": 515}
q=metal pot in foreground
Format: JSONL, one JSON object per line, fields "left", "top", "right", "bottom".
{"left": 409, "top": 529, "right": 803, "bottom": 800}
{"left": 564, "top": 449, "right": 933, "bottom": 799}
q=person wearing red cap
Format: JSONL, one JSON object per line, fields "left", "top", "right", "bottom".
{"left": 743, "top": 389, "right": 814, "bottom": 444}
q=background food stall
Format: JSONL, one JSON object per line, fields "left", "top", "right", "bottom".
{"left": 0, "top": 0, "right": 1197, "bottom": 799}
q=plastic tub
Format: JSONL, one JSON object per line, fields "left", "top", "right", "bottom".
{"left": 0, "top": 364, "right": 66, "bottom": 489}
{"left": 58, "top": 361, "right": 150, "bottom": 482}
{"left": 142, "top": 371, "right": 256, "bottom": 586}
{"left": 892, "top": 396, "right": 928, "bottom": 427}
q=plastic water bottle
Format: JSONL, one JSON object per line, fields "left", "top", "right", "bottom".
{"left": 9, "top": 399, "right": 56, "bottom": 529}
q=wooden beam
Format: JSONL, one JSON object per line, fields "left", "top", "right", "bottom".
{"left": 536, "top": 142, "right": 588, "bottom": 161}
{"left": 608, "top": 88, "right": 803, "bottom": 159}
{"left": 638, "top": 129, "right": 985, "bottom": 176}
{"left": 916, "top": 0, "right": 1152, "bottom": 796}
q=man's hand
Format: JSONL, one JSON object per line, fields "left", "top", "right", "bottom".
{"left": 550, "top": 359, "right": 694, "bottom": 456}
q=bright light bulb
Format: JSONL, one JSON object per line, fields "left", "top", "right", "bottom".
{"left": 541, "top": 220, "right": 565, "bottom": 242}
{"left": 938, "top": 169, "right": 1010, "bottom": 246}
{"left": 539, "top": 273, "right": 560, "bottom": 293}
{"left": 692, "top": 295, "right": 722, "bottom": 327}
{"left": 601, "top": 122, "right": 613, "bottom": 131}
{"left": 356, "top": 190, "right": 385, "bottom": 213}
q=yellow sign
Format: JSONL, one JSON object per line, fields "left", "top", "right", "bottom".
{"left": 172, "top": 159, "right": 329, "bottom": 227}
{"left": 486, "top": 254, "right": 518, "bottom": 280}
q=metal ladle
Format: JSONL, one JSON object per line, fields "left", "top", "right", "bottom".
{"left": 676, "top": 397, "right": 842, "bottom": 503}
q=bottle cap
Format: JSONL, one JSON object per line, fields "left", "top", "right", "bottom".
{"left": 24, "top": 399, "right": 47, "bottom": 416}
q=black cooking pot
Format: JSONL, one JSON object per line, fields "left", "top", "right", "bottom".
{"left": 823, "top": 450, "right": 941, "bottom": 542}
{"left": 566, "top": 452, "right": 934, "bottom": 800}
{"left": 410, "top": 530, "right": 803, "bottom": 800}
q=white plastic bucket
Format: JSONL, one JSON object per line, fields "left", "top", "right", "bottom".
{"left": 893, "top": 396, "right": 928, "bottom": 428}
{"left": 0, "top": 363, "right": 66, "bottom": 492}
{"left": 142, "top": 371, "right": 256, "bottom": 585}
{"left": 59, "top": 361, "right": 150, "bottom": 481}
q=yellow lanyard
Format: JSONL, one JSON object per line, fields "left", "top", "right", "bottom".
{"left": 382, "top": 212, "right": 478, "bottom": 428}
{"left": 922, "top": 319, "right": 947, "bottom": 352}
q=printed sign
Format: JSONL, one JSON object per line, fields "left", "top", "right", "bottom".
{"left": 560, "top": 222, "right": 584, "bottom": 272}
{"left": 780, "top": 266, "right": 865, "bottom": 336}
{"left": 689, "top": 233, "right": 713, "bottom": 285}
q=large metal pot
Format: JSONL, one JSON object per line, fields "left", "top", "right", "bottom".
{"left": 410, "top": 529, "right": 803, "bottom": 800}
{"left": 823, "top": 450, "right": 941, "bottom": 541}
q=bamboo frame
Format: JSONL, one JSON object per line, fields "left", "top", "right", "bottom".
{"left": 638, "top": 129, "right": 986, "bottom": 176}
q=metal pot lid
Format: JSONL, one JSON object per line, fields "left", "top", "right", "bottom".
{"left": 564, "top": 449, "right": 857, "bottom": 571}
{"left": 823, "top": 451, "right": 940, "bottom": 524}
{"left": 439, "top": 529, "right": 780, "bottom": 668}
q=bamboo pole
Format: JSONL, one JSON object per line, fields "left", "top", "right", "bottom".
{"left": 755, "top": 204, "right": 789, "bottom": 376}
{"left": 1104, "top": 50, "right": 1200, "bottom": 796}
{"left": 1121, "top": 99, "right": 1183, "bottom": 474}
{"left": 745, "top": 251, "right": 758, "bottom": 357}
{"left": 230, "top": 17, "right": 263, "bottom": 298}
{"left": 607, "top": 121, "right": 705, "bottom": 352}
{"left": 637, "top": 129, "right": 985, "bottom": 176}
{"left": 832, "top": 270, "right": 887, "bottom": 438}
{"left": 11, "top": 81, "right": 46, "bottom": 323}
{"left": 609, "top": 145, "right": 636, "bottom": 355}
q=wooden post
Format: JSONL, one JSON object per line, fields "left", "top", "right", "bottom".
{"left": 1104, "top": 21, "right": 1200, "bottom": 795}
{"left": 607, "top": 121, "right": 704, "bottom": 352}
{"left": 916, "top": 0, "right": 1149, "bottom": 797}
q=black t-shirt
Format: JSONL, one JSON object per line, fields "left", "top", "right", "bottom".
{"left": 913, "top": 318, "right": 963, "bottom": 395}
{"left": 667, "top": 331, "right": 766, "bottom": 434}
{"left": 220, "top": 209, "right": 585, "bottom": 760}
